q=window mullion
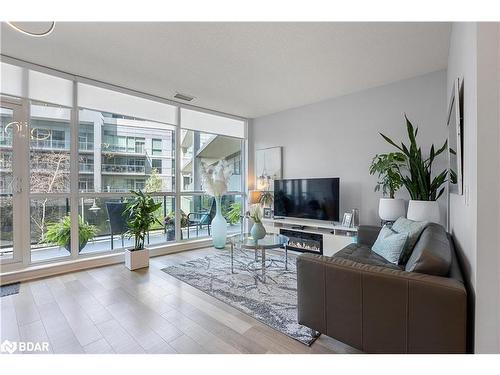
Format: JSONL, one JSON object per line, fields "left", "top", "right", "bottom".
{"left": 174, "top": 107, "right": 181, "bottom": 241}
{"left": 69, "top": 81, "right": 79, "bottom": 259}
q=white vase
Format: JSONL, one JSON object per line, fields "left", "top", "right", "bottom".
{"left": 211, "top": 196, "right": 228, "bottom": 249}
{"left": 378, "top": 198, "right": 406, "bottom": 221}
{"left": 407, "top": 200, "right": 440, "bottom": 223}
{"left": 125, "top": 248, "right": 150, "bottom": 270}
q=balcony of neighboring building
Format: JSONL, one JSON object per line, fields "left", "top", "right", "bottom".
{"left": 79, "top": 162, "right": 94, "bottom": 174}
{"left": 100, "top": 143, "right": 147, "bottom": 156}
{"left": 78, "top": 140, "right": 94, "bottom": 153}
{"left": 0, "top": 136, "right": 13, "bottom": 150}
{"left": 101, "top": 163, "right": 146, "bottom": 175}
{"left": 30, "top": 138, "right": 71, "bottom": 151}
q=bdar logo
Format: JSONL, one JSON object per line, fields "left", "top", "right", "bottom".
{"left": 1, "top": 340, "right": 17, "bottom": 354}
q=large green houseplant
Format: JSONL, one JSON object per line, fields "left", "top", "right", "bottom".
{"left": 123, "top": 190, "right": 162, "bottom": 270}
{"left": 379, "top": 115, "right": 448, "bottom": 222}
{"left": 369, "top": 152, "right": 406, "bottom": 221}
{"left": 44, "top": 215, "right": 98, "bottom": 252}
{"left": 369, "top": 152, "right": 406, "bottom": 199}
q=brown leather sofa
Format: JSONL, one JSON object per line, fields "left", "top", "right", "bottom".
{"left": 297, "top": 223, "right": 467, "bottom": 353}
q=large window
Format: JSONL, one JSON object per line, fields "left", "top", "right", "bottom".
{"left": 0, "top": 60, "right": 246, "bottom": 269}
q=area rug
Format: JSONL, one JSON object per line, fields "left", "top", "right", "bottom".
{"left": 1, "top": 282, "right": 20, "bottom": 297}
{"left": 162, "top": 249, "right": 319, "bottom": 345}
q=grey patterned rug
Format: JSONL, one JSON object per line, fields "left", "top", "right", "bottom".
{"left": 1, "top": 282, "right": 20, "bottom": 297}
{"left": 162, "top": 248, "right": 319, "bottom": 345}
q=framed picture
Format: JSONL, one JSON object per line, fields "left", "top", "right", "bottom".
{"left": 255, "top": 146, "right": 282, "bottom": 191}
{"left": 447, "top": 77, "right": 464, "bottom": 195}
{"left": 263, "top": 208, "right": 273, "bottom": 219}
{"left": 341, "top": 212, "right": 353, "bottom": 228}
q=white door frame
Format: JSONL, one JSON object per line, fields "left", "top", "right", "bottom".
{"left": 0, "top": 96, "right": 29, "bottom": 265}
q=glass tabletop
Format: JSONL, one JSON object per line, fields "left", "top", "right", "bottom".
{"left": 231, "top": 233, "right": 289, "bottom": 249}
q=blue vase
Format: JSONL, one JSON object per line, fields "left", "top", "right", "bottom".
{"left": 211, "top": 196, "right": 227, "bottom": 249}
{"left": 250, "top": 222, "right": 266, "bottom": 240}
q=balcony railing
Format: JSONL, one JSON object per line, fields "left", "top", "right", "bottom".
{"left": 102, "top": 164, "right": 145, "bottom": 174}
{"left": 101, "top": 144, "right": 145, "bottom": 154}
{"left": 0, "top": 138, "right": 13, "bottom": 147}
{"left": 0, "top": 162, "right": 12, "bottom": 170}
{"left": 30, "top": 139, "right": 70, "bottom": 150}
{"left": 79, "top": 141, "right": 94, "bottom": 151}
{"left": 103, "top": 187, "right": 134, "bottom": 193}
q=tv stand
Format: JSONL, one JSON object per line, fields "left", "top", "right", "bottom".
{"left": 262, "top": 217, "right": 357, "bottom": 257}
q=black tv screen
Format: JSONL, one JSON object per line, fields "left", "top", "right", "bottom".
{"left": 274, "top": 178, "right": 340, "bottom": 222}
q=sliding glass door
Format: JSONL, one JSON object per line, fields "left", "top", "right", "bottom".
{"left": 0, "top": 97, "right": 27, "bottom": 263}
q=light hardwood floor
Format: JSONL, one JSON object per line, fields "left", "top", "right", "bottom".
{"left": 0, "top": 247, "right": 360, "bottom": 354}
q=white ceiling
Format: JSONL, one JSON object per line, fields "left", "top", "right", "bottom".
{"left": 0, "top": 22, "right": 451, "bottom": 118}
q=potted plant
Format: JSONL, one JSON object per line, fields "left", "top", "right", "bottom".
{"left": 259, "top": 191, "right": 274, "bottom": 207}
{"left": 249, "top": 203, "right": 266, "bottom": 240}
{"left": 200, "top": 160, "right": 233, "bottom": 249}
{"left": 123, "top": 190, "right": 162, "bottom": 270}
{"left": 44, "top": 215, "right": 98, "bottom": 253}
{"left": 226, "top": 201, "right": 243, "bottom": 225}
{"left": 380, "top": 115, "right": 448, "bottom": 223}
{"left": 369, "top": 152, "right": 406, "bottom": 221}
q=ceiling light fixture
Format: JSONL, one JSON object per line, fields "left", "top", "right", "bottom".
{"left": 6, "top": 21, "right": 56, "bottom": 37}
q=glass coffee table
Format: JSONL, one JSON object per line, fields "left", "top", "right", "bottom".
{"left": 230, "top": 233, "right": 289, "bottom": 282}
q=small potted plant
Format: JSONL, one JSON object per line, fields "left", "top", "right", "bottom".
{"left": 249, "top": 203, "right": 266, "bottom": 240}
{"left": 123, "top": 190, "right": 162, "bottom": 270}
{"left": 44, "top": 215, "right": 98, "bottom": 253}
{"left": 369, "top": 152, "right": 406, "bottom": 222}
{"left": 259, "top": 191, "right": 274, "bottom": 207}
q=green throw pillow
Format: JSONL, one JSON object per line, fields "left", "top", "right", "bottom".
{"left": 392, "top": 217, "right": 429, "bottom": 264}
{"left": 371, "top": 225, "right": 409, "bottom": 265}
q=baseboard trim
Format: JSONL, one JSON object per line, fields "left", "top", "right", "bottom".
{"left": 0, "top": 238, "right": 212, "bottom": 285}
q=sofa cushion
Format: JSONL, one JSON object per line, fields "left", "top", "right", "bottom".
{"left": 392, "top": 217, "right": 429, "bottom": 264}
{"left": 371, "top": 225, "right": 409, "bottom": 264}
{"left": 405, "top": 223, "right": 452, "bottom": 276}
{"left": 333, "top": 243, "right": 403, "bottom": 270}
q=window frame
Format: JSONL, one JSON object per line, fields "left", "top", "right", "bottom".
{"left": 0, "top": 56, "right": 248, "bottom": 272}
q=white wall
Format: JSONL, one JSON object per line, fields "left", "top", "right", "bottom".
{"left": 251, "top": 70, "right": 448, "bottom": 225}
{"left": 475, "top": 23, "right": 500, "bottom": 354}
{"left": 446, "top": 23, "right": 479, "bottom": 353}
{"left": 447, "top": 22, "right": 500, "bottom": 354}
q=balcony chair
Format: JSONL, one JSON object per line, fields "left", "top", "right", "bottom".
{"left": 105, "top": 202, "right": 128, "bottom": 250}
{"left": 187, "top": 198, "right": 217, "bottom": 239}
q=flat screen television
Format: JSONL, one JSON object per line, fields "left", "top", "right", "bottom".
{"left": 274, "top": 178, "right": 340, "bottom": 222}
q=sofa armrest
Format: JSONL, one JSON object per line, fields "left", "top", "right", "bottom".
{"left": 297, "top": 253, "right": 467, "bottom": 353}
{"left": 357, "top": 225, "right": 381, "bottom": 247}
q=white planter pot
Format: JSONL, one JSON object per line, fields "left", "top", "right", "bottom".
{"left": 378, "top": 198, "right": 406, "bottom": 221}
{"left": 125, "top": 248, "right": 150, "bottom": 270}
{"left": 407, "top": 200, "right": 440, "bottom": 223}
